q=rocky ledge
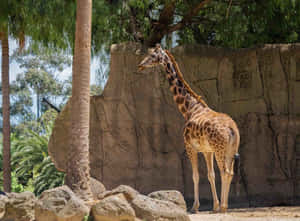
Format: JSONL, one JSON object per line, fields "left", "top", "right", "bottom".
{"left": 0, "top": 182, "right": 190, "bottom": 221}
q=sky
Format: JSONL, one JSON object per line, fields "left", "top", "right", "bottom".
{"left": 0, "top": 38, "right": 106, "bottom": 85}
{"left": 0, "top": 38, "right": 109, "bottom": 122}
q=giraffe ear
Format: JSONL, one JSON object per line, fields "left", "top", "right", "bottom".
{"left": 155, "top": 43, "right": 161, "bottom": 50}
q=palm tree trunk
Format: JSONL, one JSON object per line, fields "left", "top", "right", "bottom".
{"left": 1, "top": 30, "right": 11, "bottom": 192}
{"left": 65, "top": 0, "right": 93, "bottom": 201}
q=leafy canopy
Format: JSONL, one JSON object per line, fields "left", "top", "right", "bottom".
{"left": 99, "top": 0, "right": 300, "bottom": 48}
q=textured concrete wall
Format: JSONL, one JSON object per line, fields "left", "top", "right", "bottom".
{"left": 49, "top": 43, "right": 300, "bottom": 209}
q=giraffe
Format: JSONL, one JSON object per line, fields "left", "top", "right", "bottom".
{"left": 138, "top": 44, "right": 240, "bottom": 213}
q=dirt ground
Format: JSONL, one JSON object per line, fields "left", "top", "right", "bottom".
{"left": 189, "top": 207, "right": 300, "bottom": 221}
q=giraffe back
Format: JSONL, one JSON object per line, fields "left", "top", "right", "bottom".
{"left": 184, "top": 105, "right": 239, "bottom": 153}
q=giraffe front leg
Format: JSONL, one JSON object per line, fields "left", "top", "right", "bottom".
{"left": 186, "top": 143, "right": 200, "bottom": 213}
{"left": 191, "top": 163, "right": 200, "bottom": 213}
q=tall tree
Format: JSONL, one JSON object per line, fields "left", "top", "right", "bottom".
{"left": 65, "top": 0, "right": 93, "bottom": 201}
{"left": 10, "top": 46, "right": 71, "bottom": 120}
{"left": 0, "top": 0, "right": 30, "bottom": 192}
{"left": 91, "top": 0, "right": 300, "bottom": 49}
{"left": 1, "top": 28, "right": 11, "bottom": 192}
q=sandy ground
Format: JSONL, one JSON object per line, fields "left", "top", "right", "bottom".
{"left": 1, "top": 206, "right": 299, "bottom": 220}
{"left": 189, "top": 207, "right": 300, "bottom": 221}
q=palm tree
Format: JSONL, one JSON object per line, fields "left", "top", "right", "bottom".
{"left": 65, "top": 0, "right": 93, "bottom": 201}
{"left": 1, "top": 28, "right": 11, "bottom": 192}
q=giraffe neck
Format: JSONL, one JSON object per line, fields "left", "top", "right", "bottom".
{"left": 162, "top": 52, "right": 206, "bottom": 119}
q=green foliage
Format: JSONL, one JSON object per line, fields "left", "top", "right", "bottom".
{"left": 0, "top": 171, "right": 28, "bottom": 193}
{"left": 182, "top": 0, "right": 300, "bottom": 48}
{"left": 0, "top": 43, "right": 72, "bottom": 128}
{"left": 90, "top": 84, "right": 103, "bottom": 96}
{"left": 4, "top": 0, "right": 300, "bottom": 52}
{"left": 0, "top": 135, "right": 34, "bottom": 193}
{"left": 91, "top": 0, "right": 300, "bottom": 48}
{"left": 33, "top": 156, "right": 64, "bottom": 195}
{"left": 0, "top": 110, "right": 63, "bottom": 195}
{"left": 11, "top": 110, "right": 64, "bottom": 195}
{"left": 9, "top": 44, "right": 71, "bottom": 121}
{"left": 10, "top": 81, "right": 34, "bottom": 122}
{"left": 15, "top": 0, "right": 76, "bottom": 50}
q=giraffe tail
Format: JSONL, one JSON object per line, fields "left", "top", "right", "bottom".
{"left": 234, "top": 153, "right": 240, "bottom": 176}
{"left": 234, "top": 153, "right": 241, "bottom": 196}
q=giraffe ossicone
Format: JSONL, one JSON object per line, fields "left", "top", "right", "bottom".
{"left": 138, "top": 45, "right": 240, "bottom": 213}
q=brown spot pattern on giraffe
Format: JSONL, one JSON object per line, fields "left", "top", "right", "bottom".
{"left": 175, "top": 96, "right": 184, "bottom": 104}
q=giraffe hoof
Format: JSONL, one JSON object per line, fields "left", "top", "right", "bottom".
{"left": 191, "top": 204, "right": 199, "bottom": 214}
{"left": 220, "top": 206, "right": 227, "bottom": 213}
{"left": 191, "top": 208, "right": 200, "bottom": 214}
{"left": 213, "top": 205, "right": 220, "bottom": 213}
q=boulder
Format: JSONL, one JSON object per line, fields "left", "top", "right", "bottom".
{"left": 91, "top": 193, "right": 136, "bottom": 221}
{"left": 131, "top": 194, "right": 190, "bottom": 221}
{"left": 148, "top": 190, "right": 187, "bottom": 211}
{"left": 90, "top": 177, "right": 106, "bottom": 199}
{"left": 35, "top": 185, "right": 90, "bottom": 221}
{"left": 98, "top": 185, "right": 139, "bottom": 202}
{"left": 0, "top": 194, "right": 8, "bottom": 218}
{"left": 3, "top": 191, "right": 36, "bottom": 221}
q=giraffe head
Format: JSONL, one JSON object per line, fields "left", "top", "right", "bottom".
{"left": 138, "top": 44, "right": 165, "bottom": 71}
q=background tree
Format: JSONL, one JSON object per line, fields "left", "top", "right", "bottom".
{"left": 91, "top": 0, "right": 300, "bottom": 49}
{"left": 0, "top": 110, "right": 64, "bottom": 195}
{"left": 0, "top": 0, "right": 32, "bottom": 192}
{"left": 14, "top": 47, "right": 71, "bottom": 118}
{"left": 65, "top": 0, "right": 93, "bottom": 201}
{"left": 0, "top": 45, "right": 72, "bottom": 130}
{"left": 11, "top": 110, "right": 64, "bottom": 195}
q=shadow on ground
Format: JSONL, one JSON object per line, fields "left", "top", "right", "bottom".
{"left": 189, "top": 207, "right": 300, "bottom": 221}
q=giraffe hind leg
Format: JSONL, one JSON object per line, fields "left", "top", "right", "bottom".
{"left": 220, "top": 171, "right": 233, "bottom": 212}
{"left": 215, "top": 149, "right": 234, "bottom": 213}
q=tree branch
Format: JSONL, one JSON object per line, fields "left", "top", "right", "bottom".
{"left": 226, "top": 0, "right": 233, "bottom": 18}
{"left": 128, "top": 6, "right": 144, "bottom": 42}
{"left": 146, "top": 0, "right": 177, "bottom": 46}
{"left": 157, "top": 0, "right": 177, "bottom": 25}
{"left": 168, "top": 0, "right": 212, "bottom": 33}
{"left": 42, "top": 97, "right": 61, "bottom": 113}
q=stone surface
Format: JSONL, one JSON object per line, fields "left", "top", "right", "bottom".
{"left": 3, "top": 191, "right": 36, "bottom": 221}
{"left": 148, "top": 190, "right": 187, "bottom": 211}
{"left": 131, "top": 194, "right": 190, "bottom": 221}
{"left": 35, "top": 185, "right": 90, "bottom": 221}
{"left": 189, "top": 207, "right": 300, "bottom": 221}
{"left": 98, "top": 185, "right": 139, "bottom": 202}
{"left": 0, "top": 194, "right": 8, "bottom": 218}
{"left": 92, "top": 193, "right": 136, "bottom": 221}
{"left": 49, "top": 42, "right": 300, "bottom": 208}
{"left": 91, "top": 177, "right": 106, "bottom": 199}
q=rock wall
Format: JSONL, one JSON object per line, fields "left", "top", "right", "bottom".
{"left": 48, "top": 43, "right": 300, "bottom": 208}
